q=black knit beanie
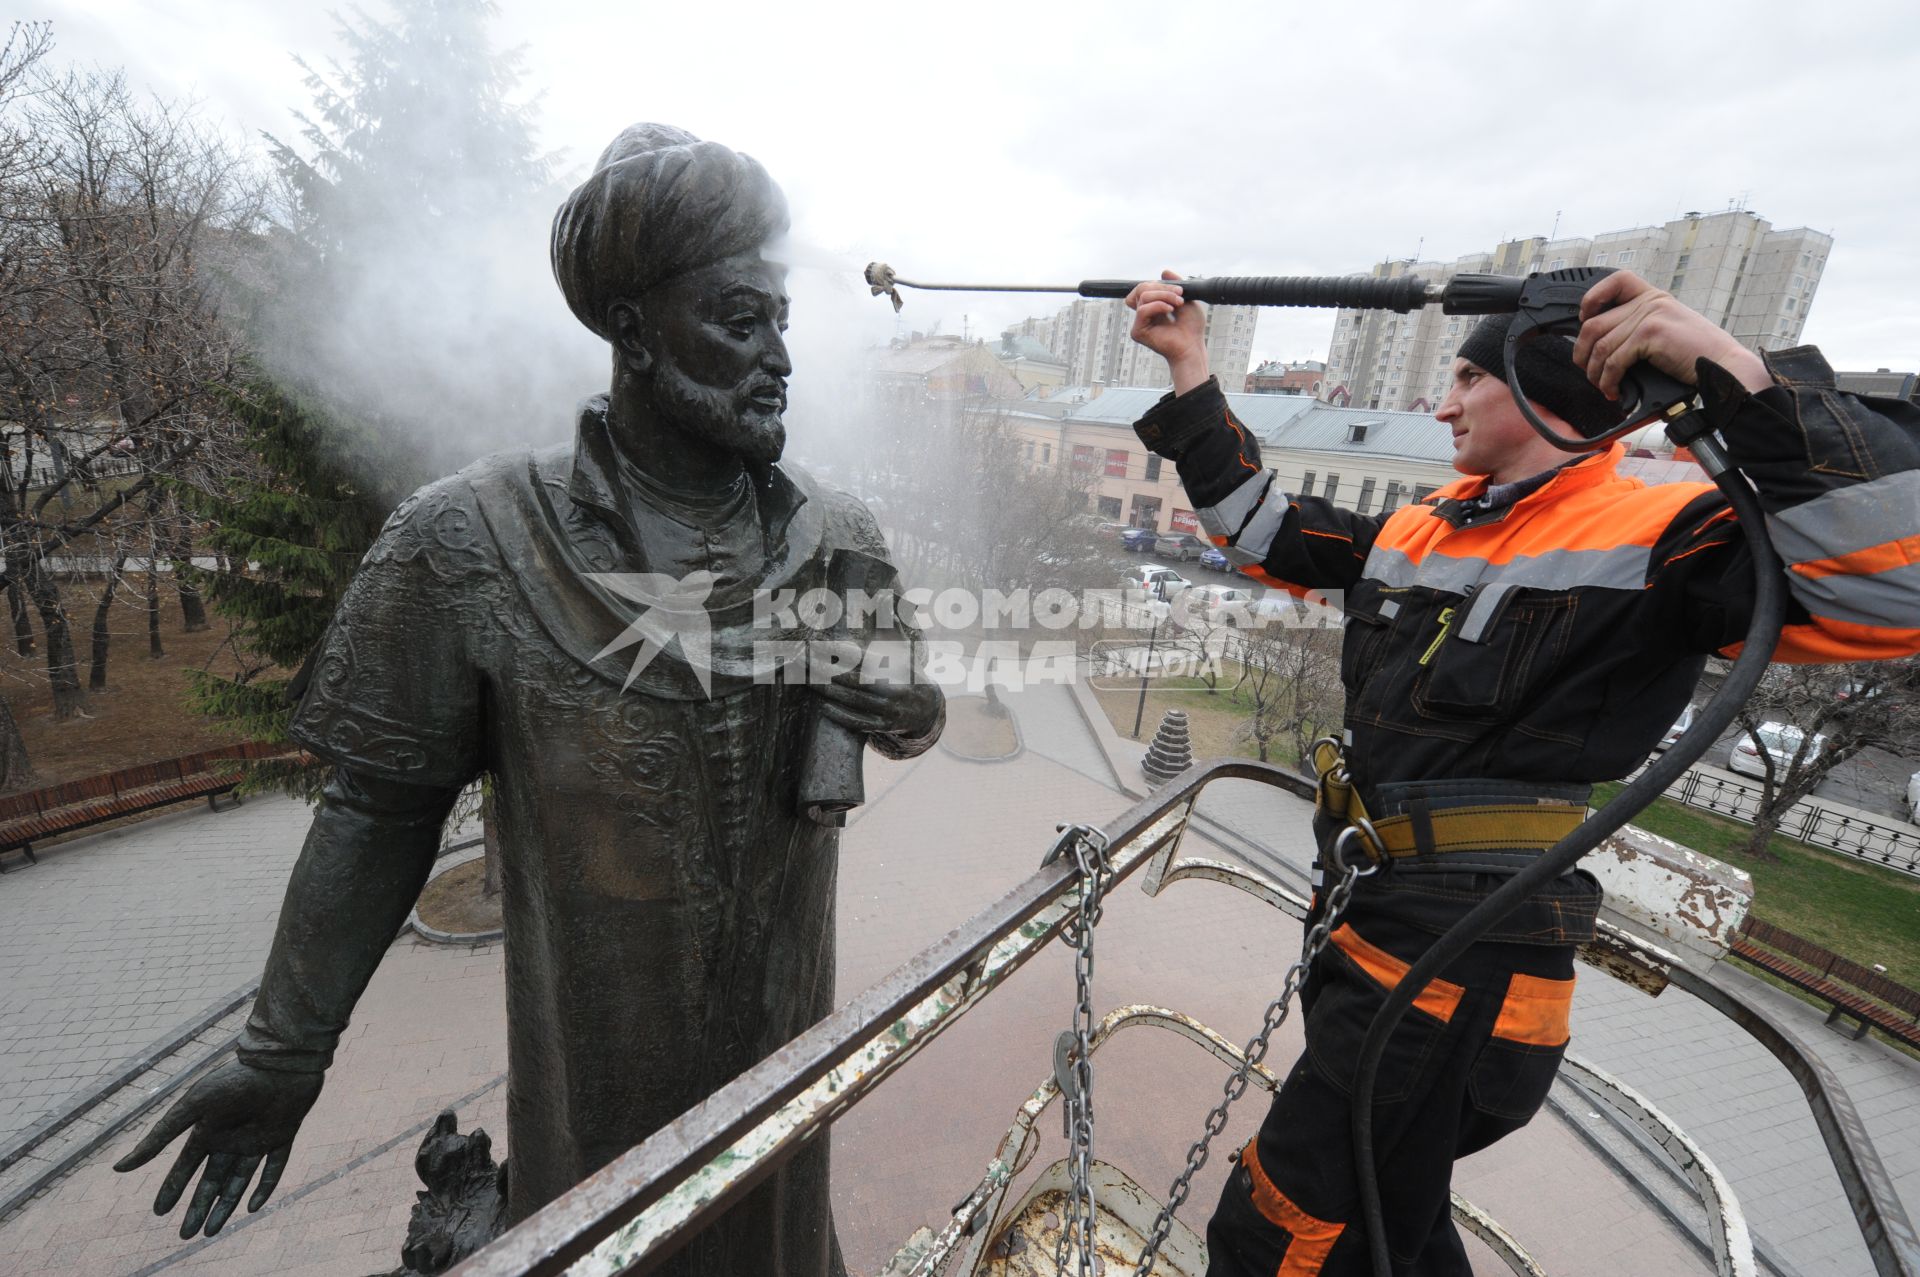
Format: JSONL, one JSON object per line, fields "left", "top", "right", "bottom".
{"left": 1455, "top": 314, "right": 1622, "bottom": 439}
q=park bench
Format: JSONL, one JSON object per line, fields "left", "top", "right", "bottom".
{"left": 0, "top": 741, "right": 302, "bottom": 872}
{"left": 1729, "top": 916, "right": 1920, "bottom": 1050}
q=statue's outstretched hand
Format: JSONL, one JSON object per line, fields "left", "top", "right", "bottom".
{"left": 113, "top": 1059, "right": 324, "bottom": 1238}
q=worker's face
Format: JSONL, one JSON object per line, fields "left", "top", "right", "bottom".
{"left": 1434, "top": 358, "right": 1567, "bottom": 485}
{"left": 616, "top": 252, "right": 793, "bottom": 465}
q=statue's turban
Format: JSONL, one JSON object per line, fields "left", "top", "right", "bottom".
{"left": 551, "top": 124, "right": 789, "bottom": 341}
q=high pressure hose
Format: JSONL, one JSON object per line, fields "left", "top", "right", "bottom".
{"left": 1348, "top": 455, "right": 1788, "bottom": 1277}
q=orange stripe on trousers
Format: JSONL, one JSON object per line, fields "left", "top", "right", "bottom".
{"left": 1491, "top": 971, "right": 1574, "bottom": 1047}
{"left": 1242, "top": 1137, "right": 1345, "bottom": 1275}
{"left": 1329, "top": 925, "right": 1464, "bottom": 1022}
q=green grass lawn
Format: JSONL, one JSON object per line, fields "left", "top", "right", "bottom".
{"left": 1593, "top": 781, "right": 1920, "bottom": 987}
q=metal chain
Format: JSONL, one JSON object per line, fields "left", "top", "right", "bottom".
{"left": 1047, "top": 823, "right": 1111, "bottom": 1277}
{"left": 1131, "top": 830, "right": 1377, "bottom": 1276}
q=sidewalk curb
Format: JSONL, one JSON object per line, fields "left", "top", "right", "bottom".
{"left": 409, "top": 844, "right": 504, "bottom": 946}
{"left": 1065, "top": 677, "right": 1146, "bottom": 798}
{"left": 935, "top": 694, "right": 1026, "bottom": 765}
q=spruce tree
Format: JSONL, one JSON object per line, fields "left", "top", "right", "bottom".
{"left": 191, "top": 0, "right": 551, "bottom": 794}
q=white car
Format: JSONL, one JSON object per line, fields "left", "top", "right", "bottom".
{"left": 1906, "top": 771, "right": 1919, "bottom": 822}
{"left": 1727, "top": 721, "right": 1826, "bottom": 779}
{"left": 1119, "top": 564, "right": 1190, "bottom": 601}
{"left": 1655, "top": 704, "right": 1696, "bottom": 751}
{"left": 1177, "top": 584, "right": 1256, "bottom": 627}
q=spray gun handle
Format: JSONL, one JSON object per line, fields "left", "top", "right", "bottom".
{"left": 1078, "top": 274, "right": 1433, "bottom": 312}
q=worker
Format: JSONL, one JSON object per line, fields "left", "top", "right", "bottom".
{"left": 1124, "top": 268, "right": 1920, "bottom": 1275}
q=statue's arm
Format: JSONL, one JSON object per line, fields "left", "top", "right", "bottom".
{"left": 240, "top": 767, "right": 456, "bottom": 1068}
{"left": 114, "top": 767, "right": 458, "bottom": 1237}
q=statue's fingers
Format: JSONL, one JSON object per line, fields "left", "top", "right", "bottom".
{"left": 201, "top": 1154, "right": 260, "bottom": 1235}
{"left": 181, "top": 1151, "right": 237, "bottom": 1239}
{"left": 152, "top": 1138, "right": 208, "bottom": 1216}
{"left": 114, "top": 1102, "right": 199, "bottom": 1173}
{"left": 248, "top": 1145, "right": 291, "bottom": 1213}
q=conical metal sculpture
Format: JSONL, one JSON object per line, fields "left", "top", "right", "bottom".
{"left": 1142, "top": 709, "right": 1194, "bottom": 785}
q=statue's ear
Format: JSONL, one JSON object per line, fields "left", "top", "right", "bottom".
{"left": 608, "top": 301, "right": 653, "bottom": 376}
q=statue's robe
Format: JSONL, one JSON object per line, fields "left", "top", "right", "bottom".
{"left": 290, "top": 397, "right": 936, "bottom": 1276}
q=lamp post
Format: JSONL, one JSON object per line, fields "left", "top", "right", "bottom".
{"left": 1131, "top": 584, "right": 1172, "bottom": 739}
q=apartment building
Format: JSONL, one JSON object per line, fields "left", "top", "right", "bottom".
{"left": 1008, "top": 296, "right": 1260, "bottom": 393}
{"left": 1323, "top": 210, "right": 1833, "bottom": 412}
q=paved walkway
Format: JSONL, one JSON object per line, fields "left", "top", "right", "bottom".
{"left": 0, "top": 795, "right": 314, "bottom": 1146}
{"left": 0, "top": 674, "right": 1912, "bottom": 1276}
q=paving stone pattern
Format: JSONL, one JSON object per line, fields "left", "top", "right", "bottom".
{"left": 0, "top": 677, "right": 1913, "bottom": 1274}
{"left": 0, "top": 795, "right": 316, "bottom": 1146}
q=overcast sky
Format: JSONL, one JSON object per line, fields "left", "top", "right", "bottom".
{"left": 39, "top": 0, "right": 1920, "bottom": 377}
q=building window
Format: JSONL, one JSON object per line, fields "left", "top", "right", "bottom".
{"left": 1023, "top": 440, "right": 1035, "bottom": 461}
{"left": 1549, "top": 258, "right": 1564, "bottom": 271}
{"left": 1615, "top": 249, "right": 1635, "bottom": 265}
{"left": 1145, "top": 454, "right": 1162, "bottom": 482}
{"left": 1670, "top": 274, "right": 1685, "bottom": 290}
{"left": 1105, "top": 448, "right": 1129, "bottom": 477}
{"left": 1097, "top": 495, "right": 1122, "bottom": 519}
{"left": 1785, "top": 298, "right": 1796, "bottom": 313}
{"left": 1382, "top": 480, "right": 1403, "bottom": 512}
{"left": 1356, "top": 478, "right": 1377, "bottom": 515}
{"left": 1414, "top": 485, "right": 1437, "bottom": 502}
{"left": 1299, "top": 470, "right": 1316, "bottom": 497}
{"left": 1592, "top": 252, "right": 1608, "bottom": 266}
{"left": 1322, "top": 474, "right": 1341, "bottom": 504}
{"left": 1347, "top": 422, "right": 1370, "bottom": 444}
{"left": 1072, "top": 444, "right": 1097, "bottom": 470}
{"left": 1042, "top": 444, "right": 1051, "bottom": 464}
{"left": 1676, "top": 253, "right": 1690, "bottom": 270}
{"left": 1791, "top": 274, "right": 1804, "bottom": 291}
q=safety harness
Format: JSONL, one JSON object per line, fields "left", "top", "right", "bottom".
{"left": 1309, "top": 738, "right": 1588, "bottom": 873}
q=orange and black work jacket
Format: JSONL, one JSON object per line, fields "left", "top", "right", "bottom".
{"left": 1133, "top": 347, "right": 1920, "bottom": 807}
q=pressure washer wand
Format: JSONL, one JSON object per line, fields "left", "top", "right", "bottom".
{"left": 863, "top": 261, "right": 1449, "bottom": 314}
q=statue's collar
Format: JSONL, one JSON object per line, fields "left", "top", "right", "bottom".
{"left": 566, "top": 394, "right": 808, "bottom": 541}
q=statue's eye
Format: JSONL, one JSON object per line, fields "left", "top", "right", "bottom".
{"left": 723, "top": 316, "right": 757, "bottom": 339}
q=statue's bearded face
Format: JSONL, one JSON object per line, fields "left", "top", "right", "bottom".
{"left": 632, "top": 254, "right": 791, "bottom": 466}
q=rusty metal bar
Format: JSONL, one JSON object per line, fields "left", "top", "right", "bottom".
{"left": 449, "top": 759, "right": 1302, "bottom": 1277}
{"left": 1666, "top": 963, "right": 1920, "bottom": 1277}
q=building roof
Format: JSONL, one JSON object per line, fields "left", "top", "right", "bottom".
{"left": 998, "top": 334, "right": 1065, "bottom": 365}
{"left": 1262, "top": 404, "right": 1451, "bottom": 463}
{"left": 1836, "top": 369, "right": 1919, "bottom": 400}
{"left": 1060, "top": 387, "right": 1323, "bottom": 435}
{"left": 866, "top": 339, "right": 984, "bottom": 377}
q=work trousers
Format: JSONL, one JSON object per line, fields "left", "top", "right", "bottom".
{"left": 1204, "top": 864, "right": 1595, "bottom": 1277}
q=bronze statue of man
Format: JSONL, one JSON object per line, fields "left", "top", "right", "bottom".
{"left": 114, "top": 125, "right": 944, "bottom": 1276}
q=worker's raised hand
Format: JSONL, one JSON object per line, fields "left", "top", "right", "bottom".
{"left": 1574, "top": 271, "right": 1772, "bottom": 399}
{"left": 1126, "top": 270, "right": 1211, "bottom": 392}
{"left": 113, "top": 1059, "right": 324, "bottom": 1238}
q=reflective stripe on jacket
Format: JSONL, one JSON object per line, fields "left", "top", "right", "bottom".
{"left": 1133, "top": 347, "right": 1920, "bottom": 802}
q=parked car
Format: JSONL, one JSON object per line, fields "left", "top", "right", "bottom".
{"left": 1198, "top": 546, "right": 1230, "bottom": 572}
{"left": 1119, "top": 528, "right": 1157, "bottom": 553}
{"left": 1179, "top": 584, "right": 1256, "bottom": 628}
{"left": 1654, "top": 704, "right": 1696, "bottom": 751}
{"left": 1727, "top": 721, "right": 1826, "bottom": 779}
{"left": 1153, "top": 531, "right": 1208, "bottom": 561}
{"left": 1119, "top": 564, "right": 1190, "bottom": 601}
{"left": 1907, "top": 771, "right": 1920, "bottom": 821}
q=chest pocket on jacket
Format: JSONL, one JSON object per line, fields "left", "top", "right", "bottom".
{"left": 1413, "top": 582, "right": 1576, "bottom": 721}
{"left": 1339, "top": 586, "right": 1403, "bottom": 691}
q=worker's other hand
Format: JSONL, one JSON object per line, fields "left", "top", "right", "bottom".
{"left": 809, "top": 639, "right": 942, "bottom": 739}
{"left": 1126, "top": 271, "right": 1211, "bottom": 392}
{"left": 113, "top": 1059, "right": 324, "bottom": 1238}
{"left": 1574, "top": 271, "right": 1773, "bottom": 398}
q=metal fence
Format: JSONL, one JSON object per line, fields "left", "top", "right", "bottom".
{"left": 1652, "top": 765, "right": 1920, "bottom": 879}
